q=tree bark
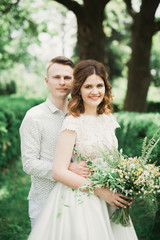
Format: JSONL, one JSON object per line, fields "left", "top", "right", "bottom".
{"left": 76, "top": 2, "right": 107, "bottom": 65}
{"left": 123, "top": 0, "right": 160, "bottom": 112}
{"left": 53, "top": 0, "right": 110, "bottom": 65}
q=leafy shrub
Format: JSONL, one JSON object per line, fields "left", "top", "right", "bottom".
{"left": 0, "top": 108, "right": 16, "bottom": 169}
{"left": 0, "top": 161, "right": 31, "bottom": 240}
{"left": 0, "top": 80, "right": 16, "bottom": 95}
{"left": 147, "top": 101, "right": 160, "bottom": 113}
{"left": 6, "top": 80, "right": 17, "bottom": 94}
{"left": 0, "top": 97, "right": 42, "bottom": 169}
{"left": 113, "top": 103, "right": 121, "bottom": 112}
{"left": 0, "top": 112, "right": 8, "bottom": 167}
{"left": 115, "top": 112, "right": 160, "bottom": 163}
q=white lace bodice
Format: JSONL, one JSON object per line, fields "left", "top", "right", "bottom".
{"left": 61, "top": 113, "right": 120, "bottom": 160}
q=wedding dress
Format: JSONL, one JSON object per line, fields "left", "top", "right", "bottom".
{"left": 28, "top": 114, "right": 138, "bottom": 240}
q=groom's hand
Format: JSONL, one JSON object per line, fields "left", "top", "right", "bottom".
{"left": 68, "top": 161, "right": 89, "bottom": 177}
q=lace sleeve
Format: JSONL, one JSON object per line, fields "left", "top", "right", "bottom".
{"left": 60, "top": 115, "right": 78, "bottom": 134}
{"left": 110, "top": 113, "right": 120, "bottom": 129}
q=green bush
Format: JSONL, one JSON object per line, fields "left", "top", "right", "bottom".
{"left": 6, "top": 80, "right": 17, "bottom": 94}
{"left": 0, "top": 161, "right": 31, "bottom": 240}
{"left": 0, "top": 108, "right": 16, "bottom": 169}
{"left": 147, "top": 101, "right": 160, "bottom": 113}
{"left": 0, "top": 112, "right": 8, "bottom": 167}
{"left": 115, "top": 112, "right": 160, "bottom": 163}
{"left": 0, "top": 96, "right": 42, "bottom": 169}
{"left": 0, "top": 80, "right": 17, "bottom": 95}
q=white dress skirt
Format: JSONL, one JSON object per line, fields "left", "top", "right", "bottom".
{"left": 28, "top": 114, "right": 138, "bottom": 240}
{"left": 28, "top": 182, "right": 137, "bottom": 240}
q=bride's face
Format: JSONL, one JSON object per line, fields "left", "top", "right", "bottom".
{"left": 80, "top": 74, "right": 105, "bottom": 111}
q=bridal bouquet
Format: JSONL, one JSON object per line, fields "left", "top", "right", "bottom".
{"left": 79, "top": 129, "right": 160, "bottom": 227}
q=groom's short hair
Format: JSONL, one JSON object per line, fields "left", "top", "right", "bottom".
{"left": 47, "top": 56, "right": 74, "bottom": 75}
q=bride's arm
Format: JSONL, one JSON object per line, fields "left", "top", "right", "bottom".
{"left": 52, "top": 130, "right": 89, "bottom": 189}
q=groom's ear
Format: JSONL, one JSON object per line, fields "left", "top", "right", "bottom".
{"left": 45, "top": 77, "right": 48, "bottom": 84}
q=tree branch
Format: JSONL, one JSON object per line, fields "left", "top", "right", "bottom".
{"left": 96, "top": 0, "right": 111, "bottom": 10}
{"left": 123, "top": 0, "right": 137, "bottom": 19}
{"left": 153, "top": 20, "right": 160, "bottom": 34}
{"left": 0, "top": 0, "right": 20, "bottom": 14}
{"left": 83, "top": 0, "right": 110, "bottom": 9}
{"left": 53, "top": 0, "right": 83, "bottom": 16}
{"left": 99, "top": 0, "right": 111, "bottom": 8}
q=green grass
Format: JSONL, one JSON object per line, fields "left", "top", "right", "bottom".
{"left": 0, "top": 160, "right": 31, "bottom": 240}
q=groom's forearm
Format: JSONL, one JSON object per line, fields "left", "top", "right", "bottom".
{"left": 22, "top": 156, "right": 53, "bottom": 180}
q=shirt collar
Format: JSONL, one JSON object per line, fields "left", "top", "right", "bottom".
{"left": 45, "top": 98, "right": 59, "bottom": 114}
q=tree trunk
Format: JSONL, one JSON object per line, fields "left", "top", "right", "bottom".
{"left": 124, "top": 0, "right": 159, "bottom": 112}
{"left": 53, "top": 0, "right": 110, "bottom": 66}
{"left": 76, "top": 4, "right": 107, "bottom": 65}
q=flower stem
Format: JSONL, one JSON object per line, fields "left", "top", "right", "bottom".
{"left": 110, "top": 207, "right": 130, "bottom": 227}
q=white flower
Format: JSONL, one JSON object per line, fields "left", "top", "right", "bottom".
{"left": 109, "top": 155, "right": 113, "bottom": 160}
{"left": 113, "top": 189, "right": 118, "bottom": 193}
{"left": 138, "top": 175, "right": 145, "bottom": 183}
{"left": 143, "top": 171, "right": 149, "bottom": 176}
{"left": 130, "top": 164, "right": 136, "bottom": 169}
{"left": 147, "top": 180, "right": 154, "bottom": 186}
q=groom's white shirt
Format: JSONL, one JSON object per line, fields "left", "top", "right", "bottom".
{"left": 20, "top": 98, "right": 66, "bottom": 216}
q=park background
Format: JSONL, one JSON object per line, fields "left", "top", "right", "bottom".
{"left": 0, "top": 0, "right": 160, "bottom": 239}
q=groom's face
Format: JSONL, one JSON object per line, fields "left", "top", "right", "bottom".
{"left": 45, "top": 63, "right": 73, "bottom": 99}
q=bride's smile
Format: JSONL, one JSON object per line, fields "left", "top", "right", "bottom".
{"left": 80, "top": 74, "right": 105, "bottom": 113}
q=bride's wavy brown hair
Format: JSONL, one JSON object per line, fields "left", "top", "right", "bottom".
{"left": 68, "top": 59, "right": 113, "bottom": 117}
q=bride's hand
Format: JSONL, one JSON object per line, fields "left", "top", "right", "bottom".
{"left": 68, "top": 161, "right": 90, "bottom": 177}
{"left": 94, "top": 188, "right": 132, "bottom": 209}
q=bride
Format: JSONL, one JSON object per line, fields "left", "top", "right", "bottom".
{"left": 28, "top": 59, "right": 138, "bottom": 240}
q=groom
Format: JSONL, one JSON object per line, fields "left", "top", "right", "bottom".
{"left": 20, "top": 56, "right": 89, "bottom": 229}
